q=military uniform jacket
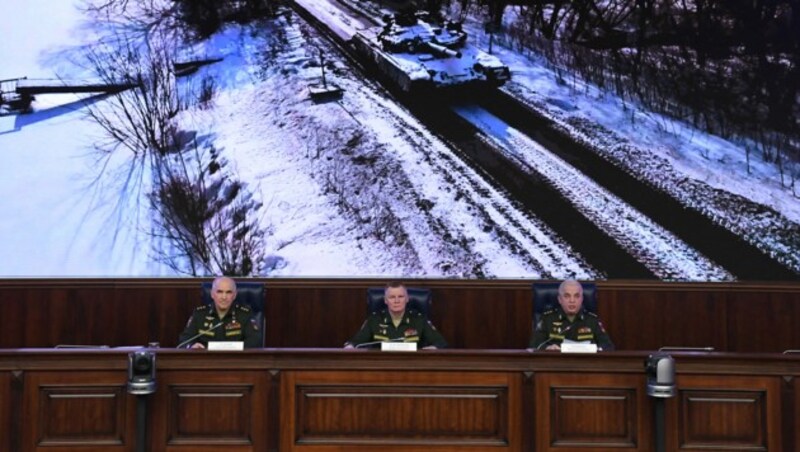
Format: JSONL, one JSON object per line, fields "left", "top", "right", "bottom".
{"left": 346, "top": 309, "right": 448, "bottom": 348}
{"left": 529, "top": 306, "right": 614, "bottom": 351}
{"left": 178, "top": 303, "right": 262, "bottom": 349}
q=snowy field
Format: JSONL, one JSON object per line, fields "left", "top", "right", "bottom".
{"left": 0, "top": 0, "right": 797, "bottom": 279}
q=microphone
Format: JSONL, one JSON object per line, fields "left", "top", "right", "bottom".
{"left": 177, "top": 322, "right": 224, "bottom": 349}
{"left": 354, "top": 337, "right": 407, "bottom": 349}
{"left": 536, "top": 324, "right": 574, "bottom": 351}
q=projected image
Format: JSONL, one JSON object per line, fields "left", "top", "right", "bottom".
{"left": 0, "top": 0, "right": 798, "bottom": 280}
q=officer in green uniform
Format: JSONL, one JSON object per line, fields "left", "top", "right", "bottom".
{"left": 529, "top": 279, "right": 614, "bottom": 351}
{"left": 178, "top": 276, "right": 261, "bottom": 349}
{"left": 344, "top": 282, "right": 447, "bottom": 349}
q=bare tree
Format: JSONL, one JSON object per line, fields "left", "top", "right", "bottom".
{"left": 149, "top": 143, "right": 269, "bottom": 276}
{"left": 81, "top": 27, "right": 182, "bottom": 181}
{"left": 79, "top": 5, "right": 270, "bottom": 276}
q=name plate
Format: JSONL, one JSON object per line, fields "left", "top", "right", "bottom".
{"left": 207, "top": 341, "right": 244, "bottom": 351}
{"left": 381, "top": 341, "right": 417, "bottom": 352}
{"left": 561, "top": 343, "right": 598, "bottom": 353}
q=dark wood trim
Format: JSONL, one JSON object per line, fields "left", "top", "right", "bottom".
{"left": 782, "top": 375, "right": 795, "bottom": 452}
{"left": 1, "top": 279, "right": 799, "bottom": 352}
{"left": 0, "top": 278, "right": 797, "bottom": 291}
{"left": 9, "top": 370, "right": 23, "bottom": 452}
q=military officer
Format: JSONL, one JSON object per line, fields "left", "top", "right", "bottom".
{"left": 529, "top": 279, "right": 614, "bottom": 351}
{"left": 344, "top": 282, "right": 447, "bottom": 349}
{"left": 178, "top": 276, "right": 261, "bottom": 349}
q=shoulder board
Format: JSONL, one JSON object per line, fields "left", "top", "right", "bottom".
{"left": 542, "top": 308, "right": 557, "bottom": 315}
{"left": 195, "top": 304, "right": 211, "bottom": 311}
{"left": 235, "top": 304, "right": 251, "bottom": 312}
{"left": 585, "top": 311, "right": 598, "bottom": 318}
{"left": 407, "top": 308, "right": 423, "bottom": 317}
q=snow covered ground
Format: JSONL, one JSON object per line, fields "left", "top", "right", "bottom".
{"left": 0, "top": 0, "right": 797, "bottom": 279}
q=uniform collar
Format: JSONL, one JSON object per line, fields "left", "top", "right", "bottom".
{"left": 557, "top": 306, "right": 585, "bottom": 321}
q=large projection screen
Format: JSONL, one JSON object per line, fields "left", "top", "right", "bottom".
{"left": 1, "top": 0, "right": 798, "bottom": 281}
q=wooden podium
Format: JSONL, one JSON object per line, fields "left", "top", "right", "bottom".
{"left": 0, "top": 348, "right": 796, "bottom": 451}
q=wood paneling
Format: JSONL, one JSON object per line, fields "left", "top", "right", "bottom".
{"left": 1, "top": 350, "right": 799, "bottom": 452}
{"left": 0, "top": 372, "right": 9, "bottom": 452}
{"left": 22, "top": 370, "right": 134, "bottom": 452}
{"left": 151, "top": 370, "right": 270, "bottom": 452}
{"left": 0, "top": 278, "right": 799, "bottom": 352}
{"left": 534, "top": 372, "right": 651, "bottom": 451}
{"left": 668, "top": 375, "right": 782, "bottom": 451}
{"left": 793, "top": 376, "right": 800, "bottom": 452}
{"left": 281, "top": 370, "right": 520, "bottom": 450}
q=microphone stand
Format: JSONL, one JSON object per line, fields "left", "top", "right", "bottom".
{"left": 177, "top": 322, "right": 223, "bottom": 349}
{"left": 135, "top": 395, "right": 147, "bottom": 452}
{"left": 535, "top": 324, "right": 574, "bottom": 350}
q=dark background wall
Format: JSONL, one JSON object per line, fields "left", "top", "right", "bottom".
{"left": 1, "top": 278, "right": 798, "bottom": 352}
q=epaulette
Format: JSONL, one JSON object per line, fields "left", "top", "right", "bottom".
{"left": 542, "top": 308, "right": 557, "bottom": 316}
{"left": 195, "top": 304, "right": 211, "bottom": 311}
{"left": 585, "top": 311, "right": 598, "bottom": 318}
{"left": 235, "top": 304, "right": 251, "bottom": 312}
{"left": 407, "top": 308, "right": 423, "bottom": 317}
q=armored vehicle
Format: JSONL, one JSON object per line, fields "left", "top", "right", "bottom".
{"left": 351, "top": 10, "right": 510, "bottom": 92}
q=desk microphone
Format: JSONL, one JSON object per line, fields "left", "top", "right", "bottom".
{"left": 177, "top": 322, "right": 224, "bottom": 349}
{"left": 355, "top": 337, "right": 406, "bottom": 349}
{"left": 536, "top": 324, "right": 574, "bottom": 351}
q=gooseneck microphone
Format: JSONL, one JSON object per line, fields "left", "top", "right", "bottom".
{"left": 536, "top": 324, "right": 574, "bottom": 350}
{"left": 354, "top": 337, "right": 407, "bottom": 349}
{"left": 177, "top": 322, "right": 224, "bottom": 349}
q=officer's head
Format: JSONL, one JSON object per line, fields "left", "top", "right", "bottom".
{"left": 384, "top": 281, "right": 408, "bottom": 316}
{"left": 558, "top": 279, "right": 583, "bottom": 316}
{"left": 211, "top": 276, "right": 238, "bottom": 313}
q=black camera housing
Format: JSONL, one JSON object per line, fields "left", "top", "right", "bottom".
{"left": 127, "top": 350, "right": 156, "bottom": 395}
{"left": 645, "top": 353, "right": 676, "bottom": 398}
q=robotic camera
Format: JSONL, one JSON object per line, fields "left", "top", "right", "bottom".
{"left": 645, "top": 353, "right": 676, "bottom": 398}
{"left": 127, "top": 350, "right": 156, "bottom": 395}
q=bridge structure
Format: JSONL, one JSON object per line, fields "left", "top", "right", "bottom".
{"left": 0, "top": 77, "right": 139, "bottom": 112}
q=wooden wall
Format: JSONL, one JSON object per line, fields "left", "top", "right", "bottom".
{"left": 0, "top": 279, "right": 798, "bottom": 352}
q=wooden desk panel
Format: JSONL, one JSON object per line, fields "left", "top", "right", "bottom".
{"left": 150, "top": 370, "right": 271, "bottom": 452}
{"left": 21, "top": 370, "right": 135, "bottom": 452}
{"left": 666, "top": 375, "right": 782, "bottom": 451}
{"left": 0, "top": 349, "right": 798, "bottom": 452}
{"left": 281, "top": 370, "right": 521, "bottom": 451}
{"left": 534, "top": 372, "right": 651, "bottom": 451}
{"left": 0, "top": 372, "right": 9, "bottom": 452}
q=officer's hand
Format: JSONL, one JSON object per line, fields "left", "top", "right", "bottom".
{"left": 422, "top": 346, "right": 437, "bottom": 350}
{"left": 190, "top": 343, "right": 205, "bottom": 349}
{"left": 545, "top": 344, "right": 560, "bottom": 351}
{"left": 343, "top": 344, "right": 355, "bottom": 349}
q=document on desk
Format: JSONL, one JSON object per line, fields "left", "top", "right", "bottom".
{"left": 381, "top": 342, "right": 417, "bottom": 352}
{"left": 561, "top": 339, "right": 598, "bottom": 353}
{"left": 207, "top": 341, "right": 244, "bottom": 351}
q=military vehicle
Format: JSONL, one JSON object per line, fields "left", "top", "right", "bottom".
{"left": 351, "top": 10, "right": 510, "bottom": 92}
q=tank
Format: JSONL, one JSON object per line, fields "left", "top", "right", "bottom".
{"left": 351, "top": 10, "right": 510, "bottom": 92}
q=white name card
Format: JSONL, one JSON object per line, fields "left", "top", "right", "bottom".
{"left": 207, "top": 341, "right": 244, "bottom": 351}
{"left": 561, "top": 343, "right": 598, "bottom": 353}
{"left": 381, "top": 341, "right": 417, "bottom": 352}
